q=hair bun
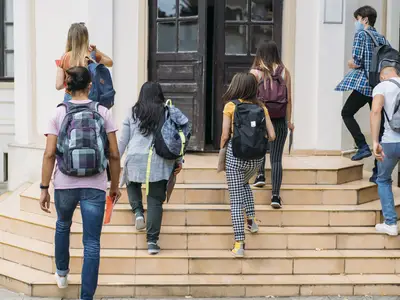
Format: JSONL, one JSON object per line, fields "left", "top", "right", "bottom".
{"left": 65, "top": 66, "right": 91, "bottom": 93}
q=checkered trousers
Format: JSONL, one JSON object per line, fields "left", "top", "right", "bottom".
{"left": 226, "top": 142, "right": 263, "bottom": 241}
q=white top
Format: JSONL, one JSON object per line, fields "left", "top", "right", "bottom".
{"left": 373, "top": 77, "right": 400, "bottom": 143}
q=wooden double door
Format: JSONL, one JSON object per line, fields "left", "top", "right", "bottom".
{"left": 148, "top": 0, "right": 283, "bottom": 151}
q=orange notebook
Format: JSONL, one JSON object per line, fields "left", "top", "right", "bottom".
{"left": 104, "top": 196, "right": 116, "bottom": 225}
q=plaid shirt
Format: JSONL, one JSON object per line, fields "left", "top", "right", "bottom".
{"left": 335, "top": 27, "right": 388, "bottom": 97}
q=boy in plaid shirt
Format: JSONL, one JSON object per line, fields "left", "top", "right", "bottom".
{"left": 336, "top": 5, "right": 387, "bottom": 183}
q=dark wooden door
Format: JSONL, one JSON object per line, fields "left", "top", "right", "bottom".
{"left": 213, "top": 0, "right": 283, "bottom": 149}
{"left": 149, "top": 0, "right": 207, "bottom": 151}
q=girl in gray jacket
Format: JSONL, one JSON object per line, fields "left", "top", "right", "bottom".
{"left": 118, "top": 82, "right": 182, "bottom": 255}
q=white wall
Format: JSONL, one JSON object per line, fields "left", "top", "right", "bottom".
{"left": 8, "top": 0, "right": 143, "bottom": 190}
{"left": 294, "top": 0, "right": 347, "bottom": 151}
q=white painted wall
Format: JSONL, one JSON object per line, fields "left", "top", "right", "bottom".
{"left": 8, "top": 0, "right": 143, "bottom": 190}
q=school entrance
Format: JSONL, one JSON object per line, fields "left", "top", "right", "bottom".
{"left": 148, "top": 0, "right": 283, "bottom": 151}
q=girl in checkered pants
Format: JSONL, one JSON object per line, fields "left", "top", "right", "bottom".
{"left": 220, "top": 73, "right": 276, "bottom": 257}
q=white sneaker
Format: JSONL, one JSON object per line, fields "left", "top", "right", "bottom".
{"left": 375, "top": 223, "right": 398, "bottom": 236}
{"left": 54, "top": 273, "right": 68, "bottom": 289}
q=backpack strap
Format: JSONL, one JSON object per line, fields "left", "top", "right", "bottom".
{"left": 57, "top": 102, "right": 70, "bottom": 113}
{"left": 146, "top": 106, "right": 168, "bottom": 196}
{"left": 363, "top": 30, "right": 380, "bottom": 47}
{"left": 88, "top": 101, "right": 100, "bottom": 112}
{"left": 231, "top": 99, "right": 241, "bottom": 105}
{"left": 388, "top": 79, "right": 400, "bottom": 116}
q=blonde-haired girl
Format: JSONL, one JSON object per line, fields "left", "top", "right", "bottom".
{"left": 56, "top": 23, "right": 113, "bottom": 102}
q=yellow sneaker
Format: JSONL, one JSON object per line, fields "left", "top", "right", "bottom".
{"left": 231, "top": 241, "right": 245, "bottom": 258}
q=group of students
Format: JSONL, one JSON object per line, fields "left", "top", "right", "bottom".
{"left": 37, "top": 22, "right": 293, "bottom": 299}
{"left": 37, "top": 6, "right": 400, "bottom": 298}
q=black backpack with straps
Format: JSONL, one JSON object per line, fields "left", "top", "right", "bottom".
{"left": 364, "top": 30, "right": 397, "bottom": 88}
{"left": 230, "top": 100, "right": 268, "bottom": 160}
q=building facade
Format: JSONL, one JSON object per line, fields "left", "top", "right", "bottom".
{"left": 1, "top": 0, "right": 400, "bottom": 190}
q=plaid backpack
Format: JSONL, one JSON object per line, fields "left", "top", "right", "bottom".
{"left": 56, "top": 101, "right": 109, "bottom": 177}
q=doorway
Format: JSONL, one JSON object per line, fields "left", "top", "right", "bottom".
{"left": 148, "top": 0, "right": 283, "bottom": 151}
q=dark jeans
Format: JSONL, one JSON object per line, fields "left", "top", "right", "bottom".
{"left": 54, "top": 188, "right": 106, "bottom": 300}
{"left": 341, "top": 90, "right": 384, "bottom": 174}
{"left": 127, "top": 181, "right": 167, "bottom": 243}
{"left": 258, "top": 118, "right": 288, "bottom": 196}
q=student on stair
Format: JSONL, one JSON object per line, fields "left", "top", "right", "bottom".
{"left": 56, "top": 22, "right": 113, "bottom": 103}
{"left": 370, "top": 63, "right": 400, "bottom": 236}
{"left": 40, "top": 66, "right": 121, "bottom": 300}
{"left": 118, "top": 82, "right": 183, "bottom": 255}
{"left": 336, "top": 6, "right": 386, "bottom": 183}
{"left": 251, "top": 41, "right": 294, "bottom": 209}
{"left": 220, "top": 73, "right": 275, "bottom": 257}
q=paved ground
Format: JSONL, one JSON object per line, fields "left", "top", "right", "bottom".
{"left": 1, "top": 288, "right": 400, "bottom": 300}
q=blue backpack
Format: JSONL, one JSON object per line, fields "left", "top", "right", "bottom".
{"left": 87, "top": 51, "right": 116, "bottom": 109}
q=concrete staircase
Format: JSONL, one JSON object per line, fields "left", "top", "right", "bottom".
{"left": 1, "top": 155, "right": 400, "bottom": 298}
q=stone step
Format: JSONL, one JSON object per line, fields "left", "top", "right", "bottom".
{"left": 2, "top": 231, "right": 400, "bottom": 276}
{"left": 1, "top": 258, "right": 400, "bottom": 298}
{"left": 0, "top": 211, "right": 398, "bottom": 250}
{"left": 176, "top": 155, "right": 363, "bottom": 185}
{"left": 22, "top": 178, "right": 379, "bottom": 206}
{"left": 20, "top": 196, "right": 385, "bottom": 227}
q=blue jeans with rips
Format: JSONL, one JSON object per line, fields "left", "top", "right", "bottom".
{"left": 377, "top": 143, "right": 400, "bottom": 225}
{"left": 54, "top": 188, "right": 106, "bottom": 300}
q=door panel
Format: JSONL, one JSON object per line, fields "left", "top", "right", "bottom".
{"left": 213, "top": 0, "right": 283, "bottom": 149}
{"left": 149, "top": 0, "right": 207, "bottom": 151}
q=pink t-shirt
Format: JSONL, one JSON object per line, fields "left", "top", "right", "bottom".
{"left": 45, "top": 100, "right": 117, "bottom": 192}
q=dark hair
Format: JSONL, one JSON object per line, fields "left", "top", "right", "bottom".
{"left": 354, "top": 6, "right": 377, "bottom": 27}
{"left": 66, "top": 66, "right": 91, "bottom": 94}
{"left": 222, "top": 73, "right": 259, "bottom": 104}
{"left": 251, "top": 41, "right": 283, "bottom": 78}
{"left": 132, "top": 82, "right": 165, "bottom": 136}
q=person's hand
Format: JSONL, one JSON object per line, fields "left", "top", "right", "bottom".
{"left": 40, "top": 189, "right": 51, "bottom": 213}
{"left": 373, "top": 142, "right": 385, "bottom": 161}
{"left": 288, "top": 122, "right": 295, "bottom": 131}
{"left": 174, "top": 163, "right": 183, "bottom": 176}
{"left": 89, "top": 44, "right": 97, "bottom": 52}
{"left": 109, "top": 187, "right": 121, "bottom": 204}
{"left": 348, "top": 59, "right": 359, "bottom": 69}
{"left": 268, "top": 133, "right": 276, "bottom": 142}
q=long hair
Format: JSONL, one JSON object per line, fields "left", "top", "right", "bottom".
{"left": 222, "top": 73, "right": 259, "bottom": 104}
{"left": 251, "top": 41, "right": 283, "bottom": 81}
{"left": 65, "top": 23, "right": 89, "bottom": 67}
{"left": 132, "top": 82, "right": 166, "bottom": 136}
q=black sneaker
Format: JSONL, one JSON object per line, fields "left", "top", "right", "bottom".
{"left": 148, "top": 242, "right": 160, "bottom": 255}
{"left": 271, "top": 195, "right": 282, "bottom": 209}
{"left": 253, "top": 175, "right": 266, "bottom": 188}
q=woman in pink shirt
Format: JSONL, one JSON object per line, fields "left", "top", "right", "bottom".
{"left": 39, "top": 66, "right": 120, "bottom": 300}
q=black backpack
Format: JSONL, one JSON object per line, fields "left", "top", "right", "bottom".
{"left": 364, "top": 30, "right": 398, "bottom": 88}
{"left": 231, "top": 100, "right": 268, "bottom": 160}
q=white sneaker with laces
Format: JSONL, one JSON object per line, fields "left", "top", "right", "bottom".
{"left": 55, "top": 273, "right": 68, "bottom": 289}
{"left": 375, "top": 223, "right": 398, "bottom": 236}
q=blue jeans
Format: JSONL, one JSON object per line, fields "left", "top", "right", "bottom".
{"left": 377, "top": 143, "right": 400, "bottom": 225}
{"left": 54, "top": 188, "right": 106, "bottom": 300}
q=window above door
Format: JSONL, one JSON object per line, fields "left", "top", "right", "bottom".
{"left": 225, "top": 0, "right": 278, "bottom": 56}
{"left": 157, "top": 0, "right": 200, "bottom": 53}
{"left": 0, "top": 0, "right": 14, "bottom": 81}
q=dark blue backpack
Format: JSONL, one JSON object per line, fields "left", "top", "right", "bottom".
{"left": 88, "top": 51, "right": 116, "bottom": 109}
